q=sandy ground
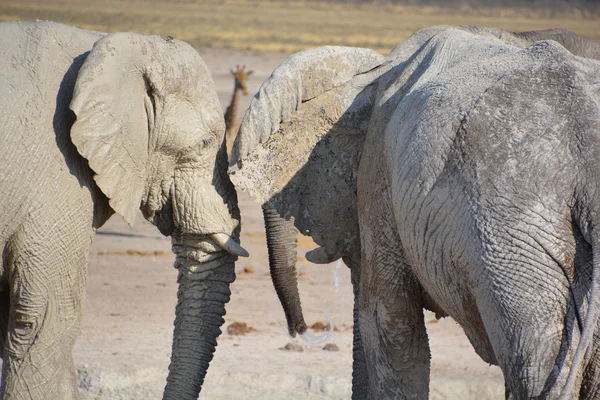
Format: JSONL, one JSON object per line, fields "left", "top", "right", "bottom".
{"left": 74, "top": 48, "right": 505, "bottom": 399}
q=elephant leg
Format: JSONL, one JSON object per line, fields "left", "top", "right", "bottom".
{"left": 477, "top": 254, "right": 581, "bottom": 399}
{"left": 358, "top": 231, "right": 429, "bottom": 399}
{"left": 579, "top": 329, "right": 600, "bottom": 399}
{"left": 343, "top": 257, "right": 369, "bottom": 400}
{"left": 505, "top": 384, "right": 513, "bottom": 400}
{"left": 0, "top": 246, "right": 10, "bottom": 354}
{"left": 1, "top": 216, "right": 90, "bottom": 399}
{"left": 0, "top": 285, "right": 10, "bottom": 357}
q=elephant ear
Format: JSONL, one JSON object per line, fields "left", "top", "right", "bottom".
{"left": 70, "top": 33, "right": 156, "bottom": 225}
{"left": 230, "top": 46, "right": 385, "bottom": 166}
{"left": 229, "top": 46, "right": 386, "bottom": 258}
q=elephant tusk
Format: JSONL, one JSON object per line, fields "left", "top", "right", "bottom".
{"left": 210, "top": 233, "right": 250, "bottom": 257}
{"left": 305, "top": 247, "right": 340, "bottom": 264}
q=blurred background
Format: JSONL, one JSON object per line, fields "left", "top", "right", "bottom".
{"left": 2, "top": 0, "right": 598, "bottom": 54}
{"left": 4, "top": 1, "right": 597, "bottom": 398}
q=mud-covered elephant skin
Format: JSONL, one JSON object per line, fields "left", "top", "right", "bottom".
{"left": 230, "top": 26, "right": 600, "bottom": 399}
{"left": 0, "top": 21, "right": 248, "bottom": 399}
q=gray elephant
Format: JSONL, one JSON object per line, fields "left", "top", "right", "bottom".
{"left": 0, "top": 21, "right": 248, "bottom": 399}
{"left": 229, "top": 26, "right": 600, "bottom": 399}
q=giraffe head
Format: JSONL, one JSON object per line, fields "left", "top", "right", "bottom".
{"left": 230, "top": 65, "right": 253, "bottom": 95}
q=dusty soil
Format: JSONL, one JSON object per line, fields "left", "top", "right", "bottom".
{"left": 74, "top": 48, "right": 504, "bottom": 399}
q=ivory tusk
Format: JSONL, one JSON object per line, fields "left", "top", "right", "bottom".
{"left": 210, "top": 233, "right": 249, "bottom": 257}
{"left": 305, "top": 247, "right": 340, "bottom": 264}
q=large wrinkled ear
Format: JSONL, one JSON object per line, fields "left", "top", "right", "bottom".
{"left": 229, "top": 46, "right": 385, "bottom": 258}
{"left": 70, "top": 33, "right": 156, "bottom": 225}
{"left": 230, "top": 46, "right": 385, "bottom": 165}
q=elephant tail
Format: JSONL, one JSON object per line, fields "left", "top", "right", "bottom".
{"left": 559, "top": 230, "right": 600, "bottom": 399}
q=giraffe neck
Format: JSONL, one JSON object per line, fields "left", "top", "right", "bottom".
{"left": 224, "top": 86, "right": 242, "bottom": 133}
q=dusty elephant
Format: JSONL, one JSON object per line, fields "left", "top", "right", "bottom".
{"left": 0, "top": 21, "right": 248, "bottom": 399}
{"left": 229, "top": 26, "right": 600, "bottom": 399}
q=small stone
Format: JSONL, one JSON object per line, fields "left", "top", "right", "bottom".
{"left": 227, "top": 322, "right": 256, "bottom": 335}
{"left": 323, "top": 343, "right": 339, "bottom": 352}
{"left": 311, "top": 321, "right": 326, "bottom": 330}
{"left": 279, "top": 342, "right": 303, "bottom": 352}
{"left": 243, "top": 265, "right": 254, "bottom": 273}
{"left": 311, "top": 321, "right": 337, "bottom": 331}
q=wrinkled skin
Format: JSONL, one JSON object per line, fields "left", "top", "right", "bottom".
{"left": 0, "top": 21, "right": 245, "bottom": 399}
{"left": 230, "top": 26, "right": 600, "bottom": 399}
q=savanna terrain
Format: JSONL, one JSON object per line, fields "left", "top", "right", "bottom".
{"left": 2, "top": 0, "right": 599, "bottom": 398}
{"left": 1, "top": 0, "right": 599, "bottom": 53}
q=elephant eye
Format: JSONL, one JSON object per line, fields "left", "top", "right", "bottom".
{"left": 195, "top": 129, "right": 217, "bottom": 150}
{"left": 200, "top": 137, "right": 212, "bottom": 148}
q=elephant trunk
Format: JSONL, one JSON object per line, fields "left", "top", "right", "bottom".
{"left": 262, "top": 205, "right": 307, "bottom": 337}
{"left": 163, "top": 252, "right": 236, "bottom": 400}
{"left": 162, "top": 142, "right": 243, "bottom": 399}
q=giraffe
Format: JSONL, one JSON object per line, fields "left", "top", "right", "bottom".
{"left": 224, "top": 65, "right": 253, "bottom": 155}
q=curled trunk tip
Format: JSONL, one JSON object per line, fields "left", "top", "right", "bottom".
{"left": 295, "top": 322, "right": 308, "bottom": 334}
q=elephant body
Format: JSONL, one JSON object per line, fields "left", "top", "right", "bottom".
{"left": 0, "top": 21, "right": 245, "bottom": 399}
{"left": 358, "top": 28, "right": 600, "bottom": 398}
{"left": 0, "top": 22, "right": 106, "bottom": 237}
{"left": 0, "top": 23, "right": 109, "bottom": 398}
{"left": 231, "top": 26, "right": 600, "bottom": 398}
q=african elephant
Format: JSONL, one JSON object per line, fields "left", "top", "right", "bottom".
{"left": 229, "top": 26, "right": 600, "bottom": 399}
{"left": 0, "top": 21, "right": 248, "bottom": 399}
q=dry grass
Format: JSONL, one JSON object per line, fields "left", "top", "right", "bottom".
{"left": 1, "top": 0, "right": 598, "bottom": 54}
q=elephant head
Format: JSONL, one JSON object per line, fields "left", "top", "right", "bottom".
{"left": 227, "top": 24, "right": 447, "bottom": 342}
{"left": 228, "top": 46, "right": 390, "bottom": 337}
{"left": 69, "top": 33, "right": 247, "bottom": 399}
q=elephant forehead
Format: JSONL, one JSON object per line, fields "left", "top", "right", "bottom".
{"left": 157, "top": 100, "right": 222, "bottom": 152}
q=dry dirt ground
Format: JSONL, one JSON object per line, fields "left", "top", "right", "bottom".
{"left": 74, "top": 48, "right": 504, "bottom": 399}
